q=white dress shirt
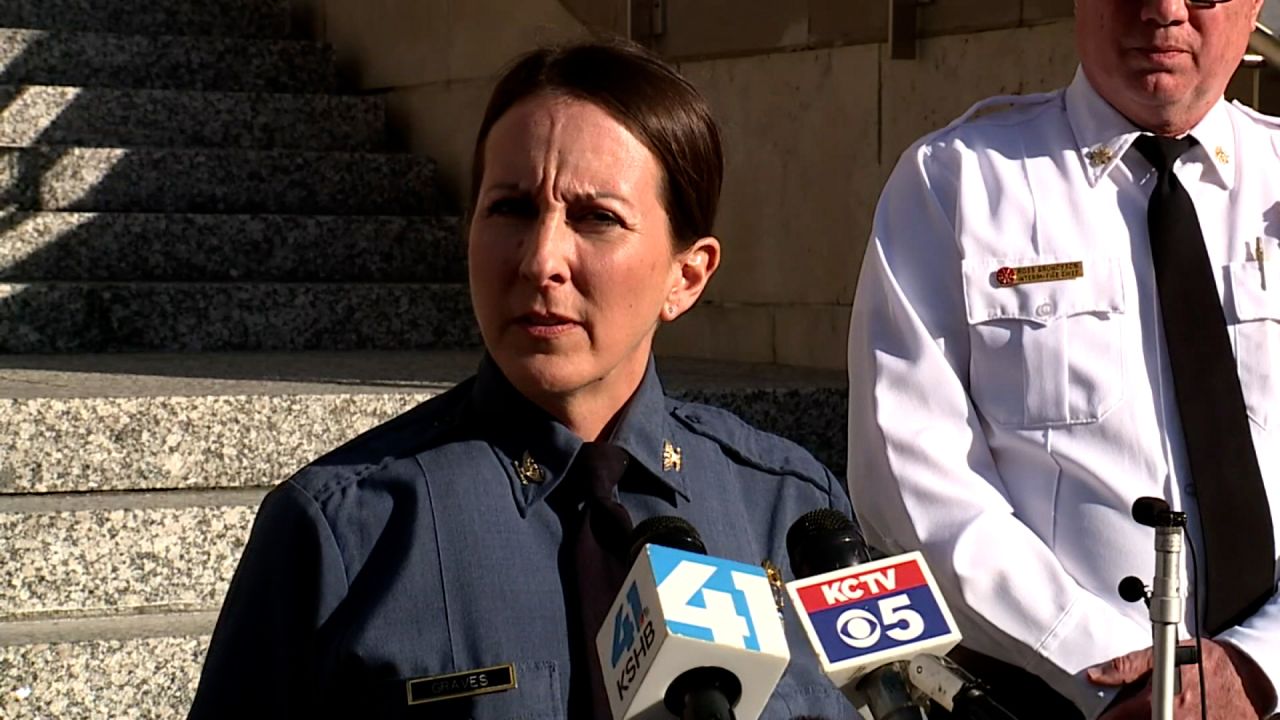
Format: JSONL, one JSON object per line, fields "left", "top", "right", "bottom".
{"left": 848, "top": 68, "right": 1280, "bottom": 718}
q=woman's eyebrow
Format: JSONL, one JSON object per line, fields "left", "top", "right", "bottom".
{"left": 563, "top": 190, "right": 634, "bottom": 208}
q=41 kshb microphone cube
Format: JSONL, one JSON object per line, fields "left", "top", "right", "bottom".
{"left": 597, "top": 544, "right": 791, "bottom": 720}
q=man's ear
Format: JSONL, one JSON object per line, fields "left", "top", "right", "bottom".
{"left": 662, "top": 237, "right": 721, "bottom": 322}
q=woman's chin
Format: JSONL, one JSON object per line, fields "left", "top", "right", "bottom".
{"left": 494, "top": 352, "right": 592, "bottom": 400}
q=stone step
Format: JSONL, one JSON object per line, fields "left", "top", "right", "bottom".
{"left": 0, "top": 492, "right": 261, "bottom": 624}
{"left": 0, "top": 0, "right": 293, "bottom": 39}
{"left": 0, "top": 147, "right": 444, "bottom": 215}
{"left": 0, "top": 618, "right": 209, "bottom": 719}
{"left": 0, "top": 85, "right": 384, "bottom": 151}
{"left": 0, "top": 352, "right": 847, "bottom": 493}
{"left": 0, "top": 212, "right": 465, "bottom": 283}
{"left": 0, "top": 28, "right": 333, "bottom": 93}
{"left": 0, "top": 283, "right": 480, "bottom": 353}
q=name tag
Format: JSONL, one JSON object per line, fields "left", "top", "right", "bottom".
{"left": 995, "top": 262, "right": 1084, "bottom": 287}
{"left": 405, "top": 664, "right": 517, "bottom": 705}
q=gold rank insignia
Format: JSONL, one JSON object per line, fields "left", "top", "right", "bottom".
{"left": 1085, "top": 146, "right": 1114, "bottom": 167}
{"left": 1215, "top": 146, "right": 1230, "bottom": 165}
{"left": 662, "top": 440, "right": 683, "bottom": 472}
{"left": 995, "top": 261, "right": 1084, "bottom": 287}
{"left": 514, "top": 452, "right": 545, "bottom": 485}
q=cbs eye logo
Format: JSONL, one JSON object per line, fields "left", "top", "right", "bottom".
{"left": 835, "top": 608, "right": 881, "bottom": 649}
{"left": 834, "top": 595, "right": 925, "bottom": 650}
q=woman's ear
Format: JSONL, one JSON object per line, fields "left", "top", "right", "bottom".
{"left": 663, "top": 236, "right": 721, "bottom": 321}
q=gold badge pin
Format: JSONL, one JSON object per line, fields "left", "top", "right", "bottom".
{"left": 406, "top": 664, "right": 517, "bottom": 705}
{"left": 514, "top": 452, "right": 545, "bottom": 485}
{"left": 762, "top": 559, "right": 787, "bottom": 614}
{"left": 662, "top": 440, "right": 683, "bottom": 473}
{"left": 1085, "top": 146, "right": 1114, "bottom": 168}
{"left": 1215, "top": 146, "right": 1230, "bottom": 165}
{"left": 995, "top": 261, "right": 1085, "bottom": 288}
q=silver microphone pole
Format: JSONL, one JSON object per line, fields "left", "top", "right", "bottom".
{"left": 1124, "top": 497, "right": 1189, "bottom": 720}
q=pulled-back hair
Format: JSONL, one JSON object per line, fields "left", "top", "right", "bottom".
{"left": 469, "top": 40, "right": 723, "bottom": 249}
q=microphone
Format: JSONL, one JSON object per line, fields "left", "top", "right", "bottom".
{"left": 1122, "top": 497, "right": 1191, "bottom": 719}
{"left": 784, "top": 509, "right": 962, "bottom": 720}
{"left": 596, "top": 516, "right": 791, "bottom": 720}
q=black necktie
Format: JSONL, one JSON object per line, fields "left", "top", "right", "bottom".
{"left": 565, "top": 442, "right": 633, "bottom": 718}
{"left": 1134, "top": 134, "right": 1276, "bottom": 635}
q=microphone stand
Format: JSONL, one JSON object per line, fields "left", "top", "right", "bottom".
{"left": 907, "top": 654, "right": 1020, "bottom": 720}
{"left": 1123, "top": 498, "right": 1191, "bottom": 720}
{"left": 856, "top": 664, "right": 927, "bottom": 720}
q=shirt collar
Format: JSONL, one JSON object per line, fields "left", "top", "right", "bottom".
{"left": 470, "top": 354, "right": 690, "bottom": 517}
{"left": 1066, "top": 66, "right": 1236, "bottom": 190}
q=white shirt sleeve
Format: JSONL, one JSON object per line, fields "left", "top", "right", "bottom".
{"left": 1217, "top": 584, "right": 1280, "bottom": 715}
{"left": 847, "top": 139, "right": 1152, "bottom": 718}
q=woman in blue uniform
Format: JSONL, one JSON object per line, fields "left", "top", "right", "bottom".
{"left": 189, "top": 41, "right": 856, "bottom": 719}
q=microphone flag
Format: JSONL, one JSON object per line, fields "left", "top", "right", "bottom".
{"left": 785, "top": 551, "right": 961, "bottom": 689}
{"left": 596, "top": 543, "right": 790, "bottom": 720}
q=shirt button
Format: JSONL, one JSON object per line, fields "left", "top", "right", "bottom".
{"left": 1036, "top": 302, "right": 1054, "bottom": 318}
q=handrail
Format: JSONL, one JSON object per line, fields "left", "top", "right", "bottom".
{"left": 1252, "top": 22, "right": 1280, "bottom": 68}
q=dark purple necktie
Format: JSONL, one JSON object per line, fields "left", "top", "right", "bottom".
{"left": 1134, "top": 134, "right": 1275, "bottom": 634}
{"left": 566, "top": 442, "right": 633, "bottom": 718}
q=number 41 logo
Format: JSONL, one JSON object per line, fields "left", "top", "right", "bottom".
{"left": 610, "top": 583, "right": 648, "bottom": 667}
{"left": 657, "top": 559, "right": 785, "bottom": 652}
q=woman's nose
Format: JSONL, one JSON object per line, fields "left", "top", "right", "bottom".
{"left": 518, "top": 214, "right": 572, "bottom": 287}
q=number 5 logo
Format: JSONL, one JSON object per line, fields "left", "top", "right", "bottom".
{"left": 836, "top": 595, "right": 924, "bottom": 650}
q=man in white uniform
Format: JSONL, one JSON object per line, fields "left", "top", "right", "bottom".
{"left": 848, "top": 1, "right": 1279, "bottom": 718}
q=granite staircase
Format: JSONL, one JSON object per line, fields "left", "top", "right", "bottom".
{"left": 0, "top": 2, "right": 846, "bottom": 717}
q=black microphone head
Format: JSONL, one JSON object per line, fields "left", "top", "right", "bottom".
{"left": 1118, "top": 576, "right": 1148, "bottom": 604}
{"left": 786, "top": 508, "right": 871, "bottom": 579}
{"left": 629, "top": 515, "right": 706, "bottom": 563}
{"left": 1132, "top": 497, "right": 1170, "bottom": 527}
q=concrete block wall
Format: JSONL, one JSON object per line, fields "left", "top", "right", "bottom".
{"left": 665, "top": 20, "right": 1078, "bottom": 369}
{"left": 300, "top": 0, "right": 1081, "bottom": 371}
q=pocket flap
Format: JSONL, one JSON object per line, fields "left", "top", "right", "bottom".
{"left": 962, "top": 256, "right": 1125, "bottom": 325}
{"left": 1228, "top": 260, "right": 1280, "bottom": 323}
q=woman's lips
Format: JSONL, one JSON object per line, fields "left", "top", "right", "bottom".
{"left": 514, "top": 313, "right": 580, "bottom": 339}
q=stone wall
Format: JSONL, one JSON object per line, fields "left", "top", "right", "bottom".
{"left": 298, "top": 0, "right": 1082, "bottom": 369}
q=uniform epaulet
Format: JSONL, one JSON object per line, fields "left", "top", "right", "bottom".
{"left": 1231, "top": 99, "right": 1280, "bottom": 130}
{"left": 1230, "top": 100, "right": 1280, "bottom": 156}
{"left": 935, "top": 89, "right": 1063, "bottom": 135}
{"left": 669, "top": 400, "right": 833, "bottom": 492}
{"left": 289, "top": 379, "right": 474, "bottom": 496}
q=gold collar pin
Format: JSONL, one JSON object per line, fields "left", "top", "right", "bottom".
{"left": 662, "top": 440, "right": 683, "bottom": 473}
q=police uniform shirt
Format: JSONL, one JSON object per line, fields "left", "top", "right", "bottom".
{"left": 847, "top": 67, "right": 1280, "bottom": 718}
{"left": 189, "top": 354, "right": 857, "bottom": 719}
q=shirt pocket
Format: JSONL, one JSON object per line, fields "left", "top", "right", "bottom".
{"left": 961, "top": 257, "right": 1126, "bottom": 428}
{"left": 393, "top": 660, "right": 562, "bottom": 720}
{"left": 1226, "top": 260, "right": 1279, "bottom": 429}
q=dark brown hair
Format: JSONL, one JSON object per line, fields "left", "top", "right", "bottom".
{"left": 468, "top": 40, "right": 723, "bottom": 249}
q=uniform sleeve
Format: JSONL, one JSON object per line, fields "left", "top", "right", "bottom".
{"left": 188, "top": 480, "right": 348, "bottom": 718}
{"left": 846, "top": 141, "right": 1150, "bottom": 719}
{"left": 1217, "top": 590, "right": 1280, "bottom": 715}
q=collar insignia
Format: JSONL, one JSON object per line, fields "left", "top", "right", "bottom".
{"left": 1214, "top": 146, "right": 1230, "bottom": 165}
{"left": 1085, "top": 146, "right": 1114, "bottom": 168}
{"left": 662, "top": 440, "right": 683, "bottom": 473}
{"left": 514, "top": 452, "right": 545, "bottom": 485}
